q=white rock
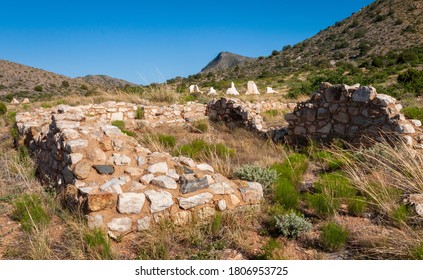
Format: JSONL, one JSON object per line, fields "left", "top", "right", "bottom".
{"left": 352, "top": 86, "right": 377, "bottom": 102}
{"left": 100, "top": 177, "right": 127, "bottom": 193}
{"left": 209, "top": 182, "right": 235, "bottom": 194}
{"left": 87, "top": 214, "right": 104, "bottom": 229}
{"left": 266, "top": 87, "right": 279, "bottom": 94}
{"left": 230, "top": 194, "right": 241, "bottom": 206}
{"left": 166, "top": 169, "right": 180, "bottom": 180}
{"left": 174, "top": 156, "right": 196, "bottom": 167}
{"left": 178, "top": 192, "right": 213, "bottom": 210}
{"left": 61, "top": 128, "right": 80, "bottom": 140}
{"left": 189, "top": 84, "right": 202, "bottom": 93}
{"left": 137, "top": 217, "right": 151, "bottom": 231}
{"left": 226, "top": 82, "right": 240, "bottom": 95}
{"left": 65, "top": 139, "right": 88, "bottom": 152}
{"left": 206, "top": 87, "right": 217, "bottom": 95}
{"left": 197, "top": 163, "right": 214, "bottom": 173}
{"left": 101, "top": 125, "right": 122, "bottom": 136}
{"left": 107, "top": 217, "right": 132, "bottom": 232}
{"left": 144, "top": 190, "right": 174, "bottom": 213}
{"left": 147, "top": 162, "right": 168, "bottom": 174}
{"left": 239, "top": 182, "right": 263, "bottom": 204}
{"left": 22, "top": 98, "right": 30, "bottom": 104}
{"left": 245, "top": 81, "right": 260, "bottom": 95}
{"left": 111, "top": 154, "right": 132, "bottom": 165}
{"left": 136, "top": 156, "right": 146, "bottom": 166}
{"left": 11, "top": 98, "right": 20, "bottom": 104}
{"left": 118, "top": 193, "right": 146, "bottom": 214}
{"left": 218, "top": 199, "right": 227, "bottom": 211}
{"left": 125, "top": 167, "right": 143, "bottom": 177}
{"left": 151, "top": 175, "right": 178, "bottom": 189}
{"left": 410, "top": 119, "right": 422, "bottom": 127}
{"left": 197, "top": 206, "right": 216, "bottom": 220}
{"left": 69, "top": 153, "right": 83, "bottom": 165}
{"left": 376, "top": 94, "right": 396, "bottom": 106}
{"left": 129, "top": 181, "right": 147, "bottom": 191}
{"left": 140, "top": 174, "right": 155, "bottom": 184}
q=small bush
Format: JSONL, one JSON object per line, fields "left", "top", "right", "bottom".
{"left": 0, "top": 102, "right": 7, "bottom": 115}
{"left": 12, "top": 194, "right": 51, "bottom": 232}
{"left": 274, "top": 211, "right": 312, "bottom": 239}
{"left": 80, "top": 84, "right": 89, "bottom": 90}
{"left": 320, "top": 222, "right": 349, "bottom": 251}
{"left": 306, "top": 193, "right": 335, "bottom": 218}
{"left": 111, "top": 120, "right": 135, "bottom": 137}
{"left": 211, "top": 213, "right": 222, "bottom": 236}
{"left": 312, "top": 150, "right": 344, "bottom": 170}
{"left": 135, "top": 106, "right": 145, "bottom": 119}
{"left": 192, "top": 120, "right": 209, "bottom": 133}
{"left": 34, "top": 85, "right": 43, "bottom": 92}
{"left": 158, "top": 134, "right": 176, "bottom": 149}
{"left": 402, "top": 106, "right": 423, "bottom": 122}
{"left": 234, "top": 164, "right": 278, "bottom": 189}
{"left": 41, "top": 103, "right": 52, "bottom": 109}
{"left": 391, "top": 204, "right": 410, "bottom": 225}
{"left": 61, "top": 80, "right": 70, "bottom": 88}
{"left": 347, "top": 197, "right": 367, "bottom": 216}
{"left": 83, "top": 228, "right": 112, "bottom": 259}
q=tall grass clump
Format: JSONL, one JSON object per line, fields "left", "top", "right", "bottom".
{"left": 83, "top": 228, "right": 112, "bottom": 260}
{"left": 177, "top": 139, "right": 235, "bottom": 160}
{"left": 271, "top": 153, "right": 309, "bottom": 210}
{"left": 12, "top": 193, "right": 52, "bottom": 232}
{"left": 320, "top": 222, "right": 349, "bottom": 251}
{"left": 111, "top": 120, "right": 135, "bottom": 137}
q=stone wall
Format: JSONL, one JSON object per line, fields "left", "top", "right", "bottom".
{"left": 284, "top": 83, "right": 423, "bottom": 146}
{"left": 15, "top": 102, "right": 263, "bottom": 234}
{"left": 207, "top": 98, "right": 295, "bottom": 133}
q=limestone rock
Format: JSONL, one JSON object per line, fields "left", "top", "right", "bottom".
{"left": 88, "top": 148, "right": 107, "bottom": 163}
{"left": 11, "top": 98, "right": 20, "bottom": 104}
{"left": 22, "top": 98, "right": 30, "bottom": 104}
{"left": 352, "top": 86, "right": 377, "bottom": 102}
{"left": 129, "top": 181, "right": 146, "bottom": 191}
{"left": 147, "top": 162, "right": 168, "bottom": 174}
{"left": 206, "top": 87, "right": 217, "bottom": 95}
{"left": 107, "top": 217, "right": 132, "bottom": 232}
{"left": 245, "top": 81, "right": 260, "bottom": 95}
{"left": 218, "top": 199, "right": 227, "bottom": 211}
{"left": 151, "top": 175, "right": 178, "bottom": 189}
{"left": 376, "top": 94, "right": 396, "bottom": 106}
{"left": 178, "top": 192, "right": 213, "bottom": 209}
{"left": 87, "top": 214, "right": 104, "bottom": 229}
{"left": 73, "top": 161, "right": 92, "bottom": 179}
{"left": 266, "top": 87, "right": 278, "bottom": 94}
{"left": 197, "top": 163, "right": 214, "bottom": 173}
{"left": 137, "top": 217, "right": 151, "bottom": 231}
{"left": 100, "top": 177, "right": 128, "bottom": 193}
{"left": 208, "top": 182, "right": 235, "bottom": 194}
{"left": 140, "top": 174, "right": 155, "bottom": 184}
{"left": 69, "top": 153, "right": 84, "bottom": 165}
{"left": 144, "top": 190, "right": 174, "bottom": 213}
{"left": 125, "top": 167, "right": 143, "bottom": 177}
{"left": 239, "top": 182, "right": 263, "bottom": 204}
{"left": 189, "top": 85, "right": 202, "bottom": 93}
{"left": 118, "top": 193, "right": 146, "bottom": 214}
{"left": 110, "top": 154, "right": 131, "bottom": 166}
{"left": 65, "top": 139, "right": 88, "bottom": 152}
{"left": 226, "top": 82, "right": 240, "bottom": 95}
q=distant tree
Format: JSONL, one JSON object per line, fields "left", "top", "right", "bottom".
{"left": 80, "top": 84, "right": 88, "bottom": 90}
{"left": 34, "top": 85, "right": 43, "bottom": 92}
{"left": 271, "top": 50, "right": 279, "bottom": 56}
{"left": 61, "top": 80, "right": 70, "bottom": 88}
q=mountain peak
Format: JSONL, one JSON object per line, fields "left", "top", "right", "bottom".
{"left": 201, "top": 51, "right": 256, "bottom": 73}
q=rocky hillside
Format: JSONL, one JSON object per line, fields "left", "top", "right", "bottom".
{"left": 184, "top": 0, "right": 423, "bottom": 81}
{"left": 0, "top": 59, "right": 135, "bottom": 101}
{"left": 201, "top": 52, "right": 256, "bottom": 73}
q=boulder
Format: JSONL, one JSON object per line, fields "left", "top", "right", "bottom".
{"left": 144, "top": 190, "right": 174, "bottom": 213}
{"left": 151, "top": 175, "right": 178, "bottom": 189}
{"left": 226, "top": 82, "right": 240, "bottom": 95}
{"left": 206, "top": 87, "right": 217, "bottom": 95}
{"left": 245, "top": 81, "right": 260, "bottom": 95}
{"left": 266, "top": 87, "right": 278, "bottom": 94}
{"left": 11, "top": 98, "right": 20, "bottom": 104}
{"left": 107, "top": 217, "right": 132, "bottom": 232}
{"left": 117, "top": 193, "right": 146, "bottom": 214}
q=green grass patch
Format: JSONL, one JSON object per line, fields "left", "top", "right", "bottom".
{"left": 411, "top": 242, "right": 423, "bottom": 260}
{"left": 176, "top": 139, "right": 235, "bottom": 160}
{"left": 192, "top": 120, "right": 209, "bottom": 133}
{"left": 158, "top": 134, "right": 176, "bottom": 149}
{"left": 111, "top": 120, "right": 135, "bottom": 137}
{"left": 135, "top": 106, "right": 144, "bottom": 119}
{"left": 83, "top": 228, "right": 112, "bottom": 260}
{"left": 311, "top": 150, "right": 345, "bottom": 170}
{"left": 12, "top": 194, "right": 51, "bottom": 232}
{"left": 402, "top": 106, "right": 423, "bottom": 122}
{"left": 320, "top": 222, "right": 349, "bottom": 251}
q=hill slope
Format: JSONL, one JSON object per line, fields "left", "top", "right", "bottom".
{"left": 201, "top": 51, "right": 256, "bottom": 73}
{"left": 0, "top": 59, "right": 135, "bottom": 100}
{"left": 186, "top": 0, "right": 423, "bottom": 81}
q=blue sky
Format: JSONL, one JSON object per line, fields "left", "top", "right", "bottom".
{"left": 0, "top": 0, "right": 374, "bottom": 84}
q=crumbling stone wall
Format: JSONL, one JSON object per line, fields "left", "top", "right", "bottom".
{"left": 284, "top": 83, "right": 423, "bottom": 146}
{"left": 207, "top": 98, "right": 295, "bottom": 133}
{"left": 16, "top": 102, "right": 263, "bottom": 234}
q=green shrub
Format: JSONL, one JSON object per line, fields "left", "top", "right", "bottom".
{"left": 17, "top": 145, "right": 30, "bottom": 163}
{"left": 264, "top": 109, "right": 281, "bottom": 117}
{"left": 12, "top": 194, "right": 51, "bottom": 232}
{"left": 61, "top": 80, "right": 70, "bottom": 88}
{"left": 397, "top": 69, "right": 423, "bottom": 94}
{"left": 234, "top": 164, "right": 278, "bottom": 189}
{"left": 402, "top": 106, "right": 423, "bottom": 122}
{"left": 80, "top": 84, "right": 89, "bottom": 90}
{"left": 211, "top": 213, "right": 222, "bottom": 236}
{"left": 274, "top": 178, "right": 300, "bottom": 209}
{"left": 83, "top": 228, "right": 112, "bottom": 259}
{"left": 0, "top": 101, "right": 7, "bottom": 115}
{"left": 192, "top": 120, "right": 209, "bottom": 133}
{"left": 158, "top": 134, "right": 176, "bottom": 148}
{"left": 306, "top": 193, "right": 335, "bottom": 218}
{"left": 391, "top": 204, "right": 410, "bottom": 225}
{"left": 320, "top": 222, "right": 349, "bottom": 251}
{"left": 135, "top": 106, "right": 145, "bottom": 119}
{"left": 41, "top": 103, "right": 52, "bottom": 109}
{"left": 34, "top": 85, "right": 43, "bottom": 92}
{"left": 312, "top": 150, "right": 344, "bottom": 170}
{"left": 347, "top": 197, "right": 367, "bottom": 216}
{"left": 274, "top": 211, "right": 312, "bottom": 239}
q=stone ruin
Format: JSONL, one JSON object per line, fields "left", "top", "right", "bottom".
{"left": 245, "top": 81, "right": 260, "bottom": 95}
{"left": 15, "top": 101, "right": 264, "bottom": 234}
{"left": 225, "top": 82, "right": 240, "bottom": 95}
{"left": 284, "top": 83, "right": 423, "bottom": 146}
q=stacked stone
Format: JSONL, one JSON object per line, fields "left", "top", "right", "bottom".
{"left": 284, "top": 83, "right": 423, "bottom": 146}
{"left": 207, "top": 98, "right": 294, "bottom": 133}
{"left": 141, "top": 102, "right": 207, "bottom": 128}
{"left": 16, "top": 103, "right": 263, "bottom": 234}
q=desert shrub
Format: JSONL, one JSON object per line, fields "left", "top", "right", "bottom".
{"left": 34, "top": 85, "right": 43, "bottom": 92}
{"left": 61, "top": 80, "right": 70, "bottom": 88}
{"left": 402, "top": 106, "right": 423, "bottom": 122}
{"left": 0, "top": 102, "right": 7, "bottom": 115}
{"left": 397, "top": 69, "right": 423, "bottom": 94}
{"left": 234, "top": 164, "right": 278, "bottom": 189}
{"left": 80, "top": 84, "right": 89, "bottom": 90}
{"left": 158, "top": 134, "right": 176, "bottom": 149}
{"left": 320, "top": 222, "right": 349, "bottom": 251}
{"left": 192, "top": 120, "right": 209, "bottom": 133}
{"left": 135, "top": 106, "right": 144, "bottom": 119}
{"left": 274, "top": 211, "right": 312, "bottom": 239}
{"left": 83, "top": 228, "right": 112, "bottom": 260}
{"left": 12, "top": 194, "right": 51, "bottom": 232}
